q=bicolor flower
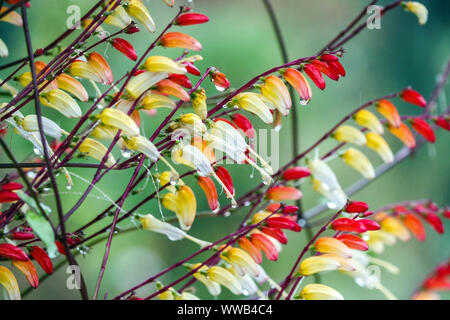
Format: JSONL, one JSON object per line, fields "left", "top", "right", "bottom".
{"left": 411, "top": 117, "right": 435, "bottom": 143}
{"left": 81, "top": 18, "right": 107, "bottom": 39}
{"left": 380, "top": 216, "right": 411, "bottom": 241}
{"left": 250, "top": 233, "right": 278, "bottom": 261}
{"left": 221, "top": 247, "right": 260, "bottom": 277}
{"left": 312, "top": 179, "right": 347, "bottom": 210}
{"left": 78, "top": 137, "right": 116, "bottom": 167}
{"left": 0, "top": 37, "right": 8, "bottom": 58}
{"left": 192, "top": 88, "right": 207, "bottom": 120}
{"left": 210, "top": 69, "right": 230, "bottom": 91}
{"left": 341, "top": 148, "right": 375, "bottom": 179}
{"left": 365, "top": 132, "right": 394, "bottom": 163}
{"left": 345, "top": 201, "right": 369, "bottom": 213}
{"left": 156, "top": 79, "right": 190, "bottom": 102}
{"left": 319, "top": 254, "right": 356, "bottom": 272}
{"left": 336, "top": 234, "right": 369, "bottom": 251}
{"left": 145, "top": 56, "right": 187, "bottom": 74}
{"left": 104, "top": 4, "right": 132, "bottom": 29}
{"left": 141, "top": 93, "right": 175, "bottom": 110}
{"left": 388, "top": 122, "right": 416, "bottom": 149}
{"left": 308, "top": 158, "right": 340, "bottom": 191}
{"left": 260, "top": 75, "right": 292, "bottom": 116}
{"left": 0, "top": 243, "right": 29, "bottom": 261}
{"left": 29, "top": 246, "right": 53, "bottom": 274}
{"left": 266, "top": 186, "right": 303, "bottom": 201}
{"left": 0, "top": 6, "right": 22, "bottom": 26}
{"left": 98, "top": 108, "right": 140, "bottom": 137}
{"left": 160, "top": 32, "right": 202, "bottom": 51}
{"left": 376, "top": 99, "right": 401, "bottom": 128}
{"left": 140, "top": 214, "right": 186, "bottom": 240}
{"left": 215, "top": 166, "right": 235, "bottom": 197}
{"left": 126, "top": 71, "right": 168, "bottom": 99}
{"left": 261, "top": 227, "right": 288, "bottom": 244}
{"left": 20, "top": 114, "right": 66, "bottom": 139}
{"left": 402, "top": 1, "right": 428, "bottom": 25}
{"left": 197, "top": 176, "right": 219, "bottom": 212}
{"left": 403, "top": 213, "right": 426, "bottom": 242}
{"left": 111, "top": 38, "right": 138, "bottom": 61}
{"left": 298, "top": 284, "right": 343, "bottom": 300}
{"left": 162, "top": 185, "right": 197, "bottom": 231}
{"left": 124, "top": 0, "right": 156, "bottom": 32}
{"left": 333, "top": 125, "right": 366, "bottom": 145}
{"left": 168, "top": 74, "right": 192, "bottom": 89}
{"left": 56, "top": 74, "right": 89, "bottom": 102}
{"left": 238, "top": 237, "right": 262, "bottom": 264}
{"left": 303, "top": 63, "right": 326, "bottom": 90}
{"left": 366, "top": 230, "right": 397, "bottom": 254}
{"left": 192, "top": 264, "right": 221, "bottom": 296}
{"left": 0, "top": 266, "right": 20, "bottom": 300}
{"left": 298, "top": 256, "right": 341, "bottom": 276}
{"left": 170, "top": 113, "right": 206, "bottom": 137}
{"left": 70, "top": 53, "right": 113, "bottom": 85}
{"left": 176, "top": 13, "right": 209, "bottom": 26}
{"left": 232, "top": 92, "right": 273, "bottom": 124}
{"left": 12, "top": 259, "right": 39, "bottom": 289}
{"left": 314, "top": 237, "right": 352, "bottom": 258}
{"left": 206, "top": 266, "right": 242, "bottom": 295}
{"left": 282, "top": 68, "right": 312, "bottom": 105}
{"left": 354, "top": 109, "right": 383, "bottom": 135}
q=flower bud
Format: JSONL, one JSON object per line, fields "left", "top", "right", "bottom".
{"left": 0, "top": 266, "right": 20, "bottom": 300}
{"left": 303, "top": 63, "right": 326, "bottom": 90}
{"left": 111, "top": 38, "right": 138, "bottom": 61}
{"left": 266, "top": 186, "right": 302, "bottom": 201}
{"left": 176, "top": 13, "right": 209, "bottom": 26}
{"left": 341, "top": 148, "right": 375, "bottom": 179}
{"left": 29, "top": 246, "right": 53, "bottom": 274}
{"left": 411, "top": 117, "right": 435, "bottom": 143}
{"left": 145, "top": 56, "right": 187, "bottom": 74}
{"left": 388, "top": 122, "right": 416, "bottom": 149}
{"left": 160, "top": 32, "right": 202, "bottom": 51}
{"left": 365, "top": 132, "right": 394, "bottom": 163}
{"left": 283, "top": 68, "right": 312, "bottom": 105}
{"left": 333, "top": 125, "right": 366, "bottom": 145}
{"left": 125, "top": 0, "right": 156, "bottom": 32}
{"left": 376, "top": 100, "right": 401, "bottom": 128}
{"left": 298, "top": 256, "right": 341, "bottom": 275}
{"left": 354, "top": 109, "right": 383, "bottom": 134}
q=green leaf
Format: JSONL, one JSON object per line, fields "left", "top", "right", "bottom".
{"left": 24, "top": 211, "right": 58, "bottom": 258}
{"left": 16, "top": 190, "right": 51, "bottom": 215}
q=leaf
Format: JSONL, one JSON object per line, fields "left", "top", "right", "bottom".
{"left": 16, "top": 190, "right": 52, "bottom": 216}
{"left": 24, "top": 211, "right": 58, "bottom": 259}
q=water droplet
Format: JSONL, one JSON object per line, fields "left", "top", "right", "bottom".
{"left": 215, "top": 85, "right": 225, "bottom": 92}
{"left": 66, "top": 185, "right": 72, "bottom": 190}
{"left": 327, "top": 202, "right": 337, "bottom": 209}
{"left": 244, "top": 201, "right": 251, "bottom": 207}
{"left": 212, "top": 207, "right": 220, "bottom": 214}
{"left": 121, "top": 149, "right": 132, "bottom": 158}
{"left": 300, "top": 99, "right": 310, "bottom": 106}
{"left": 298, "top": 219, "right": 306, "bottom": 227}
{"left": 224, "top": 211, "right": 231, "bottom": 217}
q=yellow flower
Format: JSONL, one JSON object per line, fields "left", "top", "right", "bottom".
{"left": 56, "top": 74, "right": 89, "bottom": 102}
{"left": 0, "top": 37, "right": 8, "bottom": 58}
{"left": 140, "top": 214, "right": 186, "bottom": 240}
{"left": 157, "top": 290, "right": 174, "bottom": 300}
{"left": 207, "top": 266, "right": 242, "bottom": 295}
{"left": 141, "top": 93, "right": 175, "bottom": 110}
{"left": 78, "top": 137, "right": 116, "bottom": 167}
{"left": 105, "top": 5, "right": 132, "bottom": 29}
{"left": 403, "top": 1, "right": 428, "bottom": 25}
{"left": 40, "top": 89, "right": 82, "bottom": 118}
{"left": 333, "top": 125, "right": 366, "bottom": 145}
{"left": 21, "top": 114, "right": 66, "bottom": 140}
{"left": 126, "top": 71, "right": 168, "bottom": 99}
{"left": 365, "top": 132, "right": 394, "bottom": 163}
{"left": 354, "top": 109, "right": 383, "bottom": 135}
{"left": 124, "top": 0, "right": 156, "bottom": 32}
{"left": 314, "top": 237, "right": 352, "bottom": 258}
{"left": 69, "top": 53, "right": 113, "bottom": 85}
{"left": 298, "top": 284, "right": 343, "bottom": 300}
{"left": 341, "top": 148, "right": 375, "bottom": 179}
{"left": 366, "top": 230, "right": 397, "bottom": 254}
{"left": 308, "top": 158, "right": 341, "bottom": 191}
{"left": 320, "top": 254, "right": 356, "bottom": 272}
{"left": 298, "top": 256, "right": 341, "bottom": 276}
{"left": 144, "top": 56, "right": 187, "bottom": 74}
{"left": 221, "top": 247, "right": 260, "bottom": 277}
{"left": 192, "top": 264, "right": 221, "bottom": 296}
{"left": 90, "top": 124, "right": 118, "bottom": 140}
{"left": 162, "top": 185, "right": 197, "bottom": 231}
{"left": 0, "top": 7, "right": 22, "bottom": 26}
{"left": 99, "top": 108, "right": 140, "bottom": 137}
{"left": 260, "top": 75, "right": 292, "bottom": 116}
{"left": 192, "top": 89, "right": 207, "bottom": 120}
{"left": 234, "top": 92, "right": 273, "bottom": 124}
{"left": 0, "top": 266, "right": 20, "bottom": 300}
{"left": 178, "top": 113, "right": 207, "bottom": 136}
{"left": 381, "top": 217, "right": 411, "bottom": 241}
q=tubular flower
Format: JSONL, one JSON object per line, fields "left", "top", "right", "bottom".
{"left": 215, "top": 166, "right": 235, "bottom": 197}
{"left": 169, "top": 74, "right": 192, "bottom": 89}
{"left": 162, "top": 185, "right": 197, "bottom": 231}
{"left": 197, "top": 176, "right": 219, "bottom": 212}
{"left": 331, "top": 218, "right": 367, "bottom": 233}
{"left": 111, "top": 38, "right": 138, "bottom": 61}
{"left": 401, "top": 88, "right": 427, "bottom": 107}
{"left": 140, "top": 214, "right": 186, "bottom": 240}
{"left": 12, "top": 260, "right": 39, "bottom": 289}
{"left": 282, "top": 166, "right": 311, "bottom": 180}
{"left": 228, "top": 267, "right": 259, "bottom": 296}
{"left": 0, "top": 243, "right": 29, "bottom": 261}
{"left": 221, "top": 248, "right": 260, "bottom": 277}
{"left": 0, "top": 190, "right": 20, "bottom": 203}
{"left": 160, "top": 32, "right": 202, "bottom": 51}
{"left": 346, "top": 201, "right": 369, "bottom": 213}
{"left": 261, "top": 227, "right": 288, "bottom": 244}
{"left": 434, "top": 117, "right": 450, "bottom": 131}
{"left": 320, "top": 254, "right": 356, "bottom": 272}
{"left": 402, "top": 2, "right": 428, "bottom": 25}
{"left": 104, "top": 5, "right": 132, "bottom": 29}
{"left": 232, "top": 113, "right": 255, "bottom": 138}
{"left": 0, "top": 266, "right": 20, "bottom": 300}
{"left": 176, "top": 13, "right": 209, "bottom": 26}
{"left": 381, "top": 217, "right": 411, "bottom": 241}
{"left": 210, "top": 69, "right": 230, "bottom": 91}
{"left": 163, "top": 0, "right": 175, "bottom": 7}
{"left": 308, "top": 158, "right": 340, "bottom": 191}
{"left": 233, "top": 92, "right": 273, "bottom": 124}
{"left": 1, "top": 182, "right": 23, "bottom": 191}
{"left": 250, "top": 233, "right": 278, "bottom": 261}
{"left": 11, "top": 231, "right": 35, "bottom": 240}
{"left": 376, "top": 99, "right": 401, "bottom": 128}
{"left": 303, "top": 63, "right": 326, "bottom": 90}
{"left": 91, "top": 124, "right": 118, "bottom": 140}
{"left": 192, "top": 88, "right": 207, "bottom": 120}
{"left": 366, "top": 230, "right": 397, "bottom": 254}
{"left": 424, "top": 213, "right": 444, "bottom": 234}
{"left": 0, "top": 6, "right": 22, "bottom": 26}
{"left": 341, "top": 148, "right": 375, "bottom": 179}
{"left": 207, "top": 266, "right": 242, "bottom": 295}
{"left": 141, "top": 93, "right": 175, "bottom": 110}
{"left": 69, "top": 54, "right": 113, "bottom": 85}
{"left": 156, "top": 79, "right": 190, "bottom": 102}
{"left": 124, "top": 0, "right": 156, "bottom": 32}
{"left": 192, "top": 264, "right": 221, "bottom": 297}
{"left": 411, "top": 118, "right": 435, "bottom": 143}
{"left": 266, "top": 186, "right": 303, "bottom": 201}
{"left": 20, "top": 114, "right": 66, "bottom": 140}
{"left": 403, "top": 213, "right": 426, "bottom": 241}
{"left": 56, "top": 74, "right": 89, "bottom": 102}
{"left": 0, "top": 37, "right": 8, "bottom": 58}
{"left": 314, "top": 237, "right": 352, "bottom": 258}
{"left": 312, "top": 179, "right": 347, "bottom": 210}
{"left": 365, "top": 132, "right": 394, "bottom": 163}
{"left": 29, "top": 246, "right": 53, "bottom": 274}
{"left": 282, "top": 68, "right": 312, "bottom": 105}
{"left": 126, "top": 71, "right": 168, "bottom": 99}
{"left": 333, "top": 125, "right": 366, "bottom": 145}
{"left": 260, "top": 75, "right": 292, "bottom": 116}
{"left": 145, "top": 56, "right": 187, "bottom": 74}
{"left": 298, "top": 256, "right": 341, "bottom": 276}
{"left": 354, "top": 109, "right": 383, "bottom": 135}
{"left": 78, "top": 137, "right": 116, "bottom": 167}
{"left": 98, "top": 108, "right": 140, "bottom": 137}
{"left": 170, "top": 113, "right": 206, "bottom": 137}
{"left": 298, "top": 284, "right": 344, "bottom": 300}
{"left": 326, "top": 59, "right": 346, "bottom": 77}
{"left": 388, "top": 122, "right": 416, "bottom": 149}
{"left": 238, "top": 237, "right": 262, "bottom": 264}
{"left": 310, "top": 59, "right": 340, "bottom": 80}
{"left": 266, "top": 216, "right": 302, "bottom": 231}
{"left": 336, "top": 234, "right": 369, "bottom": 251}
{"left": 16, "top": 62, "right": 58, "bottom": 92}
{"left": 40, "top": 89, "right": 82, "bottom": 118}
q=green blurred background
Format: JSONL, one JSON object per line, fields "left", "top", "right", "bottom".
{"left": 0, "top": 0, "right": 449, "bottom": 300}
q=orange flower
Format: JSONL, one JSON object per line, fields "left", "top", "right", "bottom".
{"left": 56, "top": 74, "right": 89, "bottom": 102}
{"left": 314, "top": 237, "right": 352, "bottom": 258}
{"left": 197, "top": 176, "right": 219, "bottom": 212}
{"left": 0, "top": 266, "right": 20, "bottom": 300}
{"left": 12, "top": 260, "right": 39, "bottom": 289}
{"left": 156, "top": 79, "right": 190, "bottom": 102}
{"left": 336, "top": 234, "right": 368, "bottom": 251}
{"left": 250, "top": 233, "right": 278, "bottom": 261}
{"left": 160, "top": 32, "right": 202, "bottom": 51}
{"left": 388, "top": 122, "right": 416, "bottom": 149}
{"left": 376, "top": 100, "right": 401, "bottom": 128}
{"left": 403, "top": 213, "right": 426, "bottom": 242}
{"left": 266, "top": 186, "right": 302, "bottom": 201}
{"left": 238, "top": 237, "right": 262, "bottom": 264}
{"left": 283, "top": 68, "right": 312, "bottom": 104}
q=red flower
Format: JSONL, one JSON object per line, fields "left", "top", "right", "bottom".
{"left": 310, "top": 60, "right": 340, "bottom": 81}
{"left": 411, "top": 118, "right": 436, "bottom": 143}
{"left": 210, "top": 69, "right": 230, "bottom": 91}
{"left": 282, "top": 205, "right": 299, "bottom": 214}
{"left": 232, "top": 113, "right": 255, "bottom": 139}
{"left": 29, "top": 246, "right": 53, "bottom": 274}
{"left": 176, "top": 13, "right": 209, "bottom": 26}
{"left": 434, "top": 117, "right": 450, "bottom": 131}
{"left": 400, "top": 88, "right": 427, "bottom": 108}
{"left": 214, "top": 167, "right": 234, "bottom": 196}
{"left": 260, "top": 227, "right": 287, "bottom": 244}
{"left": 320, "top": 54, "right": 339, "bottom": 62}
{"left": 266, "top": 203, "right": 281, "bottom": 212}
{"left": 111, "top": 38, "right": 138, "bottom": 61}
{"left": 303, "top": 63, "right": 326, "bottom": 90}
{"left": 282, "top": 167, "right": 311, "bottom": 181}
{"left": 266, "top": 216, "right": 301, "bottom": 232}
{"left": 1, "top": 182, "right": 23, "bottom": 191}
{"left": 345, "top": 201, "right": 369, "bottom": 213}
{"left": 55, "top": 241, "right": 66, "bottom": 255}
{"left": 358, "top": 219, "right": 381, "bottom": 231}
{"left": 443, "top": 208, "right": 450, "bottom": 219}
{"left": 425, "top": 213, "right": 444, "bottom": 234}
{"left": 11, "top": 231, "right": 35, "bottom": 240}
{"left": 0, "top": 191, "right": 20, "bottom": 203}
{"left": 168, "top": 74, "right": 192, "bottom": 89}
{"left": 250, "top": 233, "right": 278, "bottom": 261}
{"left": 184, "top": 61, "right": 201, "bottom": 76}
{"left": 0, "top": 243, "right": 29, "bottom": 261}
{"left": 336, "top": 234, "right": 368, "bottom": 251}
{"left": 331, "top": 218, "right": 367, "bottom": 233}
{"left": 326, "top": 59, "right": 346, "bottom": 77}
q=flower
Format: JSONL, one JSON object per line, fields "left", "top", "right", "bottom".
{"left": 215, "top": 166, "right": 235, "bottom": 196}
{"left": 176, "top": 13, "right": 209, "bottom": 26}
{"left": 388, "top": 122, "right": 416, "bottom": 149}
{"left": 197, "top": 176, "right": 219, "bottom": 212}
{"left": 282, "top": 166, "right": 311, "bottom": 181}
{"left": 326, "top": 59, "right": 346, "bottom": 77}
{"left": 365, "top": 132, "right": 394, "bottom": 163}
{"left": 401, "top": 88, "right": 427, "bottom": 107}
{"left": 333, "top": 125, "right": 366, "bottom": 145}
{"left": 104, "top": 4, "right": 132, "bottom": 29}
{"left": 162, "top": 185, "right": 197, "bottom": 231}
{"left": 233, "top": 92, "right": 273, "bottom": 124}
{"left": 78, "top": 137, "right": 116, "bottom": 167}
{"left": 40, "top": 89, "right": 82, "bottom": 118}
{"left": 160, "top": 32, "right": 202, "bottom": 51}
{"left": 336, "top": 234, "right": 368, "bottom": 251}
{"left": 190, "top": 264, "right": 221, "bottom": 296}
{"left": 282, "top": 68, "right": 312, "bottom": 105}
{"left": 99, "top": 108, "right": 140, "bottom": 137}
{"left": 0, "top": 190, "right": 20, "bottom": 203}
{"left": 376, "top": 100, "right": 401, "bottom": 128}
{"left": 0, "top": 266, "right": 20, "bottom": 300}
{"left": 303, "top": 63, "right": 326, "bottom": 90}
{"left": 168, "top": 74, "right": 192, "bottom": 89}
{"left": 424, "top": 213, "right": 444, "bottom": 234}
{"left": 156, "top": 79, "right": 190, "bottom": 102}
{"left": 331, "top": 218, "right": 367, "bottom": 233}
{"left": 238, "top": 237, "right": 262, "bottom": 264}
{"left": 320, "top": 254, "right": 356, "bottom": 272}
{"left": 411, "top": 118, "right": 435, "bottom": 143}
{"left": 140, "top": 214, "right": 186, "bottom": 240}
{"left": 434, "top": 117, "right": 450, "bottom": 131}
{"left": 12, "top": 259, "right": 39, "bottom": 289}
{"left": 29, "top": 246, "right": 53, "bottom": 274}
{"left": 69, "top": 53, "right": 113, "bottom": 85}
{"left": 56, "top": 74, "right": 89, "bottom": 102}
{"left": 298, "top": 256, "right": 341, "bottom": 275}
{"left": 124, "top": 0, "right": 156, "bottom": 32}
{"left": 126, "top": 71, "right": 168, "bottom": 99}
{"left": 308, "top": 158, "right": 340, "bottom": 191}
{"left": 0, "top": 37, "right": 8, "bottom": 58}
{"left": 354, "top": 109, "right": 383, "bottom": 134}
{"left": 0, "top": 243, "right": 28, "bottom": 261}
{"left": 260, "top": 75, "right": 292, "bottom": 116}
{"left": 402, "top": 2, "right": 428, "bottom": 25}
{"left": 221, "top": 247, "right": 259, "bottom": 277}
{"left": 207, "top": 266, "right": 242, "bottom": 295}
{"left": 346, "top": 201, "right": 369, "bottom": 213}
{"left": 341, "top": 148, "right": 375, "bottom": 179}
{"left": 381, "top": 216, "right": 411, "bottom": 241}
{"left": 192, "top": 88, "right": 207, "bottom": 120}
{"left": 266, "top": 186, "right": 303, "bottom": 201}
{"left": 20, "top": 114, "right": 66, "bottom": 140}
{"left": 298, "top": 284, "right": 344, "bottom": 300}
{"left": 314, "top": 237, "right": 352, "bottom": 258}
{"left": 266, "top": 216, "right": 302, "bottom": 231}
{"left": 111, "top": 38, "right": 138, "bottom": 61}
{"left": 250, "top": 233, "right": 278, "bottom": 261}
{"left": 141, "top": 93, "right": 175, "bottom": 110}
{"left": 231, "top": 113, "right": 255, "bottom": 139}
{"left": 403, "top": 213, "right": 426, "bottom": 241}
{"left": 0, "top": 6, "right": 22, "bottom": 26}
{"left": 145, "top": 56, "right": 187, "bottom": 74}
{"left": 312, "top": 179, "right": 347, "bottom": 210}
{"left": 261, "top": 227, "right": 288, "bottom": 244}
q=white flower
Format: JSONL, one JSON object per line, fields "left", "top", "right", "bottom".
{"left": 21, "top": 114, "right": 65, "bottom": 139}
{"left": 140, "top": 214, "right": 186, "bottom": 241}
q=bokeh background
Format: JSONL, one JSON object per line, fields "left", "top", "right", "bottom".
{"left": 0, "top": 0, "right": 449, "bottom": 300}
